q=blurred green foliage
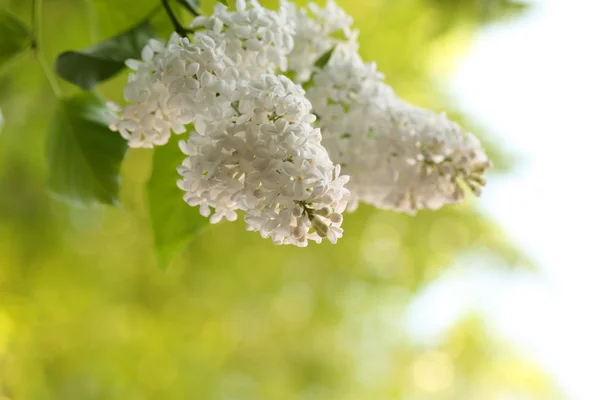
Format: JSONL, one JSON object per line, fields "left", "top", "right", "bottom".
{"left": 0, "top": 0, "right": 560, "bottom": 399}
{"left": 0, "top": 10, "right": 31, "bottom": 68}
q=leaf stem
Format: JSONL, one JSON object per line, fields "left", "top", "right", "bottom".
{"left": 161, "top": 0, "right": 193, "bottom": 37}
{"left": 176, "top": 0, "right": 200, "bottom": 16}
{"left": 32, "top": 0, "right": 62, "bottom": 97}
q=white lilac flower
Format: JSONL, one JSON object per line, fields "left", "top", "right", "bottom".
{"left": 108, "top": 1, "right": 350, "bottom": 246}
{"left": 177, "top": 74, "right": 350, "bottom": 246}
{"left": 286, "top": 1, "right": 491, "bottom": 213}
{"left": 282, "top": 0, "right": 355, "bottom": 83}
{"left": 190, "top": 0, "right": 294, "bottom": 79}
{"left": 345, "top": 90, "right": 491, "bottom": 213}
{"left": 108, "top": 33, "right": 232, "bottom": 148}
{"left": 110, "top": 0, "right": 294, "bottom": 148}
{"left": 107, "top": 0, "right": 489, "bottom": 246}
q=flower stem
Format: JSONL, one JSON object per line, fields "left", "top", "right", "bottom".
{"left": 161, "top": 0, "right": 193, "bottom": 37}
{"left": 175, "top": 0, "right": 200, "bottom": 17}
{"left": 32, "top": 0, "right": 63, "bottom": 97}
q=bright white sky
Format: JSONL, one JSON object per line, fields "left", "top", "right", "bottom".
{"left": 405, "top": 0, "right": 600, "bottom": 399}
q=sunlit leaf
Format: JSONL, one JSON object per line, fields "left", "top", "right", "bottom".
{"left": 147, "top": 138, "right": 208, "bottom": 269}
{"left": 55, "top": 20, "right": 155, "bottom": 90}
{"left": 47, "top": 92, "right": 127, "bottom": 205}
{"left": 0, "top": 11, "right": 31, "bottom": 67}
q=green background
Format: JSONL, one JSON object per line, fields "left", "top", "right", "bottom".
{"left": 0, "top": 0, "right": 561, "bottom": 399}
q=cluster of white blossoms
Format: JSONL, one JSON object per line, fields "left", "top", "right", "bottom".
{"left": 176, "top": 74, "right": 350, "bottom": 246}
{"left": 109, "top": 0, "right": 350, "bottom": 246}
{"left": 109, "top": 0, "right": 294, "bottom": 148}
{"left": 285, "top": 0, "right": 491, "bottom": 213}
{"left": 108, "top": 0, "right": 491, "bottom": 246}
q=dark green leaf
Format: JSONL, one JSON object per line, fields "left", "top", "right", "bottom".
{"left": 0, "top": 11, "right": 31, "bottom": 67}
{"left": 55, "top": 20, "right": 155, "bottom": 90}
{"left": 217, "top": 0, "right": 228, "bottom": 5}
{"left": 147, "top": 138, "right": 208, "bottom": 269}
{"left": 314, "top": 47, "right": 335, "bottom": 69}
{"left": 47, "top": 92, "right": 127, "bottom": 206}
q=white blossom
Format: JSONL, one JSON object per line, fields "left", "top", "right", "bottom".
{"left": 189, "top": 0, "right": 294, "bottom": 78}
{"left": 106, "top": 0, "right": 490, "bottom": 247}
{"left": 282, "top": 0, "right": 355, "bottom": 83}
{"left": 109, "top": 0, "right": 295, "bottom": 148}
{"left": 108, "top": 1, "right": 350, "bottom": 246}
{"left": 108, "top": 33, "right": 232, "bottom": 148}
{"left": 286, "top": 1, "right": 491, "bottom": 213}
{"left": 177, "top": 74, "right": 350, "bottom": 245}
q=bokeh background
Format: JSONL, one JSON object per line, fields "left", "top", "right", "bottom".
{"left": 0, "top": 0, "right": 596, "bottom": 399}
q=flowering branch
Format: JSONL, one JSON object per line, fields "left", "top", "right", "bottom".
{"left": 102, "top": 0, "right": 490, "bottom": 251}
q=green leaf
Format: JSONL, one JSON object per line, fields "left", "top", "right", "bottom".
{"left": 47, "top": 92, "right": 127, "bottom": 206}
{"left": 147, "top": 138, "right": 208, "bottom": 269}
{"left": 314, "top": 47, "right": 335, "bottom": 69}
{"left": 55, "top": 20, "right": 155, "bottom": 90}
{"left": 217, "top": 0, "right": 228, "bottom": 5}
{"left": 0, "top": 11, "right": 31, "bottom": 67}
